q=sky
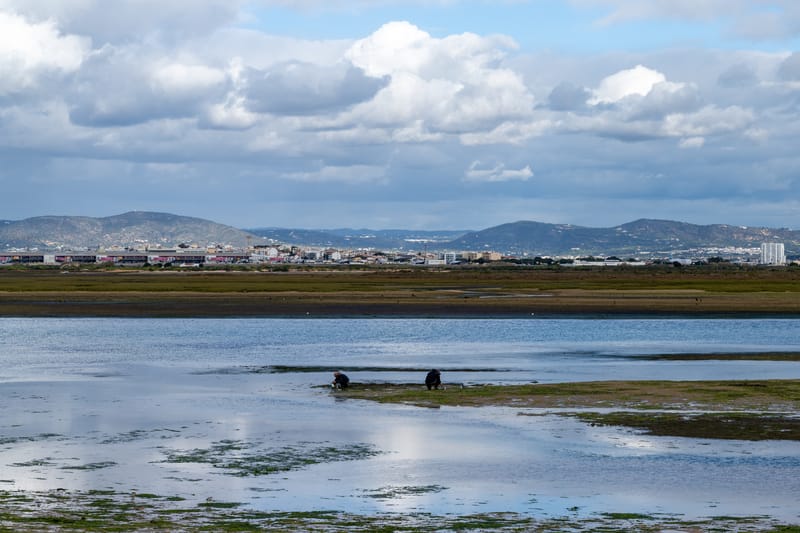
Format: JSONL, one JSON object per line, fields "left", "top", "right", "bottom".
{"left": 1, "top": 1, "right": 799, "bottom": 231}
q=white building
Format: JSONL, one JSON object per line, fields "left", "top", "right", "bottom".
{"left": 440, "top": 252, "right": 458, "bottom": 264}
{"left": 760, "top": 242, "right": 786, "bottom": 265}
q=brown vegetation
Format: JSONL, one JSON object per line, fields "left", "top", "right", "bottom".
{"left": 0, "top": 266, "right": 799, "bottom": 316}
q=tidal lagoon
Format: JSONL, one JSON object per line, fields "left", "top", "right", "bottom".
{"left": 1, "top": 317, "right": 799, "bottom": 530}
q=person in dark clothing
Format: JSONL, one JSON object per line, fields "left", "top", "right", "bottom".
{"left": 425, "top": 369, "right": 441, "bottom": 390}
{"left": 332, "top": 371, "right": 350, "bottom": 390}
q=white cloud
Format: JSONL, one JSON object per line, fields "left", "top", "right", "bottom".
{"left": 464, "top": 161, "right": 533, "bottom": 182}
{"left": 678, "top": 136, "right": 705, "bottom": 149}
{"left": 744, "top": 127, "right": 768, "bottom": 142}
{"left": 247, "top": 130, "right": 287, "bottom": 152}
{"left": 206, "top": 98, "right": 258, "bottom": 130}
{"left": 194, "top": 29, "right": 352, "bottom": 70}
{"left": 283, "top": 164, "right": 387, "bottom": 184}
{"left": 67, "top": 44, "right": 231, "bottom": 127}
{"left": 459, "top": 119, "right": 553, "bottom": 145}
{"left": 558, "top": 101, "right": 755, "bottom": 144}
{"left": 2, "top": 4, "right": 799, "bottom": 231}
{"left": 589, "top": 65, "right": 685, "bottom": 105}
{"left": 203, "top": 58, "right": 258, "bottom": 130}
{"left": 346, "top": 21, "right": 432, "bottom": 78}
{"left": 313, "top": 125, "right": 392, "bottom": 144}
{"left": 244, "top": 61, "right": 387, "bottom": 116}
{"left": 0, "top": 11, "right": 89, "bottom": 95}
{"left": 343, "top": 21, "right": 533, "bottom": 133}
{"left": 662, "top": 105, "right": 754, "bottom": 137}
{"left": 151, "top": 63, "right": 226, "bottom": 95}
{"left": 0, "top": 0, "right": 243, "bottom": 43}
{"left": 391, "top": 120, "right": 443, "bottom": 143}
{"left": 730, "top": 3, "right": 800, "bottom": 40}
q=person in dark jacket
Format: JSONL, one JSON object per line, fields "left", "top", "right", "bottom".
{"left": 332, "top": 371, "right": 350, "bottom": 390}
{"left": 425, "top": 369, "right": 441, "bottom": 390}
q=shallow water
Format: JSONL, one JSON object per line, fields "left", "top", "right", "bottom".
{"left": 1, "top": 317, "right": 799, "bottom": 521}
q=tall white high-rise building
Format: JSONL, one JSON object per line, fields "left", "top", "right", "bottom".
{"left": 760, "top": 242, "right": 786, "bottom": 265}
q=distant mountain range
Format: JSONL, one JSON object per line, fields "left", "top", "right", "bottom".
{"left": 0, "top": 212, "right": 256, "bottom": 250}
{"left": 449, "top": 219, "right": 800, "bottom": 256}
{"left": 2, "top": 212, "right": 799, "bottom": 257}
{"left": 245, "top": 227, "right": 468, "bottom": 251}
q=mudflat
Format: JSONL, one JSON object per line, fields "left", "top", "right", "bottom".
{"left": 1, "top": 266, "right": 799, "bottom": 316}
{"left": 339, "top": 379, "right": 800, "bottom": 441}
{"left": 339, "top": 379, "right": 800, "bottom": 410}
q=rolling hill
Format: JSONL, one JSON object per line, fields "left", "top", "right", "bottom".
{"left": 0, "top": 212, "right": 259, "bottom": 250}
{"left": 447, "top": 219, "right": 800, "bottom": 256}
{"left": 2, "top": 213, "right": 798, "bottom": 257}
{"left": 246, "top": 227, "right": 469, "bottom": 251}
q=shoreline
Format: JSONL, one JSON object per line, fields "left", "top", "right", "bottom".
{"left": 337, "top": 379, "right": 800, "bottom": 410}
{"left": 336, "top": 379, "right": 800, "bottom": 441}
{"left": 0, "top": 490, "right": 794, "bottom": 532}
{"left": 2, "top": 295, "right": 800, "bottom": 318}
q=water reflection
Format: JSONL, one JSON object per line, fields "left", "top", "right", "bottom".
{"left": 0, "top": 318, "right": 799, "bottom": 521}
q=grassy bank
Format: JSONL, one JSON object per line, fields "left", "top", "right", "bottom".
{"left": 1, "top": 266, "right": 799, "bottom": 316}
{"left": 337, "top": 379, "right": 800, "bottom": 441}
{"left": 338, "top": 379, "right": 800, "bottom": 410}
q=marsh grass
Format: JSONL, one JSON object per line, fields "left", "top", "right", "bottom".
{"left": 340, "top": 380, "right": 800, "bottom": 411}
{"left": 2, "top": 267, "right": 799, "bottom": 293}
{"left": 2, "top": 268, "right": 800, "bottom": 316}
{"left": 573, "top": 412, "right": 800, "bottom": 440}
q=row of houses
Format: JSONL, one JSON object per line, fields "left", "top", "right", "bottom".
{"left": 0, "top": 251, "right": 245, "bottom": 266}
{"left": 0, "top": 248, "right": 506, "bottom": 266}
{"left": 1, "top": 243, "right": 789, "bottom": 267}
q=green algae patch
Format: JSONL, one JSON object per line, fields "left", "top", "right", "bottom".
{"left": 1, "top": 490, "right": 796, "bottom": 532}
{"left": 361, "top": 485, "right": 448, "bottom": 499}
{"left": 9, "top": 458, "right": 56, "bottom": 468}
{"left": 573, "top": 411, "right": 800, "bottom": 441}
{"left": 160, "top": 440, "right": 381, "bottom": 476}
{"left": 61, "top": 461, "right": 117, "bottom": 471}
{"left": 197, "top": 501, "right": 243, "bottom": 509}
{"left": 0, "top": 433, "right": 65, "bottom": 446}
{"left": 99, "top": 428, "right": 181, "bottom": 444}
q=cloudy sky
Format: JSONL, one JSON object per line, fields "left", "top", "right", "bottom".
{"left": 1, "top": 1, "right": 799, "bottom": 230}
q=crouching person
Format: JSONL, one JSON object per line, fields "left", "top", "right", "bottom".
{"left": 332, "top": 371, "right": 350, "bottom": 390}
{"left": 425, "top": 369, "right": 441, "bottom": 390}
